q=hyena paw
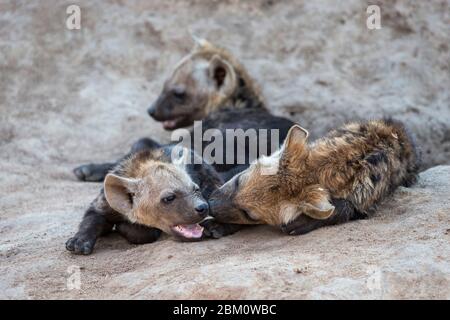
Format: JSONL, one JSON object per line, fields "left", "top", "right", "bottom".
{"left": 280, "top": 220, "right": 322, "bottom": 236}
{"left": 65, "top": 235, "right": 96, "bottom": 255}
{"left": 73, "top": 164, "right": 107, "bottom": 182}
{"left": 201, "top": 220, "right": 240, "bottom": 239}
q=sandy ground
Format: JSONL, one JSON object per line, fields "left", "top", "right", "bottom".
{"left": 0, "top": 0, "right": 449, "bottom": 299}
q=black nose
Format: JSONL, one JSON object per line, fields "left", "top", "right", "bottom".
{"left": 195, "top": 203, "right": 209, "bottom": 216}
{"left": 147, "top": 105, "right": 156, "bottom": 117}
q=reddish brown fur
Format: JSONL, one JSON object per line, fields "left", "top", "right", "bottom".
{"left": 209, "top": 119, "right": 420, "bottom": 234}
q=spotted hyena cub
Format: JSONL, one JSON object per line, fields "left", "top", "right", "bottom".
{"left": 209, "top": 119, "right": 420, "bottom": 235}
{"left": 147, "top": 37, "right": 266, "bottom": 130}
{"left": 66, "top": 144, "right": 224, "bottom": 255}
{"left": 74, "top": 38, "right": 294, "bottom": 182}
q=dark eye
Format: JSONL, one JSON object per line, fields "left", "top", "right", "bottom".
{"left": 241, "top": 208, "right": 259, "bottom": 222}
{"left": 234, "top": 176, "right": 240, "bottom": 190}
{"left": 172, "top": 88, "right": 186, "bottom": 101}
{"left": 193, "top": 185, "right": 200, "bottom": 193}
{"left": 269, "top": 185, "right": 279, "bottom": 193}
{"left": 162, "top": 194, "right": 176, "bottom": 204}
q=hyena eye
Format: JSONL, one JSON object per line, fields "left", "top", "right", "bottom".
{"left": 241, "top": 208, "right": 259, "bottom": 222}
{"left": 128, "top": 193, "right": 135, "bottom": 204}
{"left": 269, "top": 185, "right": 279, "bottom": 193}
{"left": 172, "top": 88, "right": 186, "bottom": 101}
{"left": 162, "top": 194, "right": 176, "bottom": 204}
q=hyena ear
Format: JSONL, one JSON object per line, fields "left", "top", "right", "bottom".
{"left": 301, "top": 187, "right": 335, "bottom": 220}
{"left": 191, "top": 34, "right": 213, "bottom": 51}
{"left": 208, "top": 55, "right": 237, "bottom": 97}
{"left": 104, "top": 174, "right": 140, "bottom": 215}
{"left": 171, "top": 146, "right": 191, "bottom": 166}
{"left": 280, "top": 125, "right": 309, "bottom": 169}
{"left": 284, "top": 124, "right": 309, "bottom": 152}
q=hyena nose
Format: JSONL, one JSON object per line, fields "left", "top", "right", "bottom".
{"left": 195, "top": 203, "right": 209, "bottom": 217}
{"left": 147, "top": 105, "right": 156, "bottom": 118}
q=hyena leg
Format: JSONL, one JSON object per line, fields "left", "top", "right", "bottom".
{"left": 129, "top": 137, "right": 161, "bottom": 154}
{"left": 73, "top": 162, "right": 116, "bottom": 182}
{"left": 281, "top": 199, "right": 358, "bottom": 235}
{"left": 116, "top": 222, "right": 162, "bottom": 244}
{"left": 66, "top": 207, "right": 114, "bottom": 255}
{"left": 401, "top": 171, "right": 419, "bottom": 188}
{"left": 73, "top": 138, "right": 162, "bottom": 182}
{"left": 201, "top": 219, "right": 243, "bottom": 239}
{"left": 280, "top": 215, "right": 329, "bottom": 235}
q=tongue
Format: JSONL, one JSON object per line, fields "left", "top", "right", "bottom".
{"left": 173, "top": 224, "right": 204, "bottom": 239}
{"left": 163, "top": 120, "right": 178, "bottom": 130}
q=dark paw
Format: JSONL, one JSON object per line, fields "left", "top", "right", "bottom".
{"left": 116, "top": 222, "right": 162, "bottom": 244}
{"left": 280, "top": 217, "right": 324, "bottom": 236}
{"left": 201, "top": 220, "right": 240, "bottom": 239}
{"left": 130, "top": 138, "right": 161, "bottom": 154}
{"left": 73, "top": 163, "right": 110, "bottom": 182}
{"left": 66, "top": 236, "right": 96, "bottom": 255}
{"left": 280, "top": 224, "right": 312, "bottom": 236}
{"left": 202, "top": 222, "right": 224, "bottom": 239}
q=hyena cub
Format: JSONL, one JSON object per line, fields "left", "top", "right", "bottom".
{"left": 66, "top": 144, "right": 223, "bottom": 255}
{"left": 209, "top": 119, "right": 420, "bottom": 235}
{"left": 74, "top": 37, "right": 294, "bottom": 181}
{"left": 147, "top": 37, "right": 267, "bottom": 130}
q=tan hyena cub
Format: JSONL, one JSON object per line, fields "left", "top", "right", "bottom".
{"left": 67, "top": 144, "right": 223, "bottom": 255}
{"left": 209, "top": 119, "right": 420, "bottom": 235}
{"left": 147, "top": 37, "right": 266, "bottom": 130}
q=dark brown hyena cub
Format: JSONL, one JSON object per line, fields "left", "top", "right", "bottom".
{"left": 66, "top": 143, "right": 229, "bottom": 255}
{"left": 209, "top": 119, "right": 420, "bottom": 235}
{"left": 73, "top": 38, "right": 294, "bottom": 182}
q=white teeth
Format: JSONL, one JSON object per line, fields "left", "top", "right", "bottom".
{"left": 174, "top": 225, "right": 186, "bottom": 232}
{"left": 172, "top": 224, "right": 203, "bottom": 239}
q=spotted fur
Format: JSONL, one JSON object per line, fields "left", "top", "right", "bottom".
{"left": 74, "top": 39, "right": 295, "bottom": 181}
{"left": 66, "top": 143, "right": 222, "bottom": 255}
{"left": 147, "top": 38, "right": 267, "bottom": 130}
{"left": 209, "top": 119, "right": 420, "bottom": 235}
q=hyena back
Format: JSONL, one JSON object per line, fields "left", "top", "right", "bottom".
{"left": 209, "top": 119, "right": 420, "bottom": 235}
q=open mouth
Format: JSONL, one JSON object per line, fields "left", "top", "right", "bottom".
{"left": 170, "top": 223, "right": 204, "bottom": 240}
{"left": 162, "top": 115, "right": 190, "bottom": 130}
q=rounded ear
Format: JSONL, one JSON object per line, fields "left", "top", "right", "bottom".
{"left": 171, "top": 145, "right": 191, "bottom": 166}
{"left": 279, "top": 125, "right": 309, "bottom": 174}
{"left": 300, "top": 187, "right": 335, "bottom": 220}
{"left": 208, "top": 55, "right": 237, "bottom": 97}
{"left": 301, "top": 202, "right": 335, "bottom": 220}
{"left": 284, "top": 124, "right": 309, "bottom": 152}
{"left": 104, "top": 174, "right": 139, "bottom": 215}
{"left": 191, "top": 34, "right": 213, "bottom": 51}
